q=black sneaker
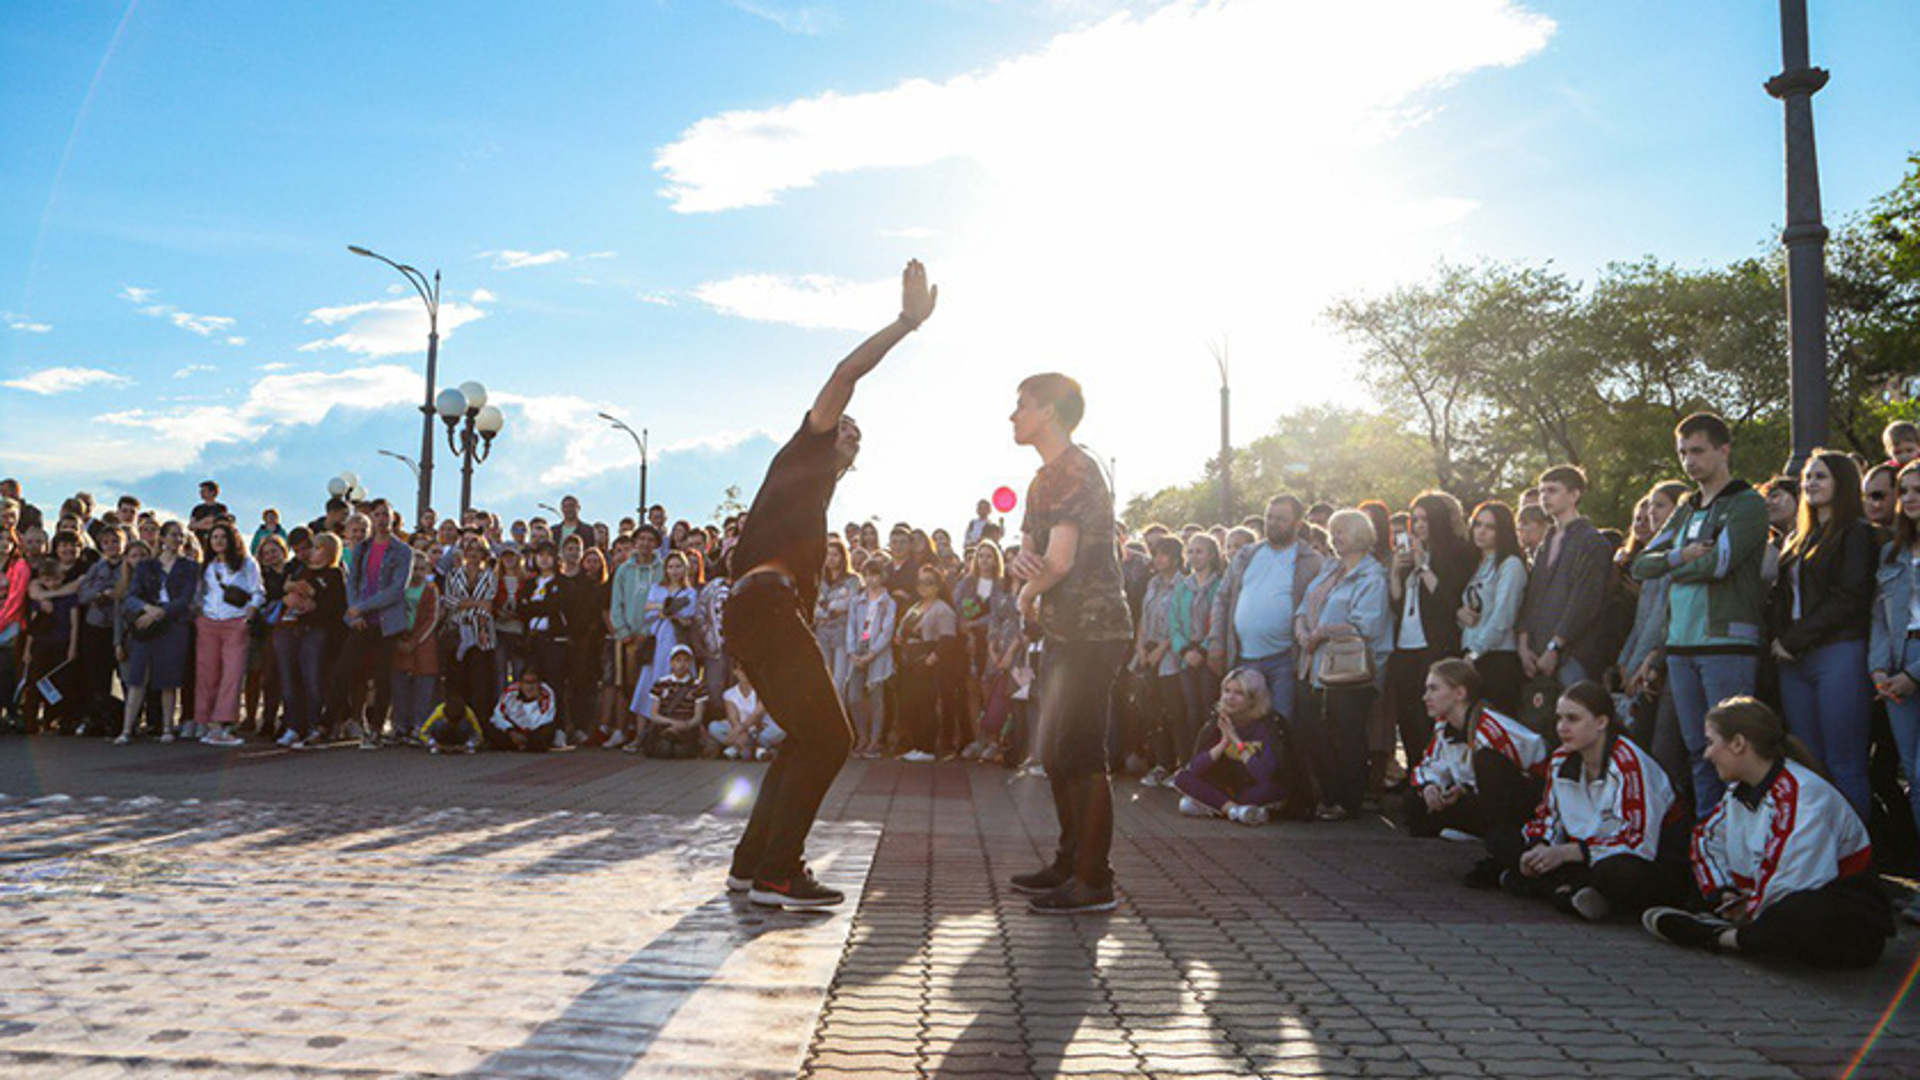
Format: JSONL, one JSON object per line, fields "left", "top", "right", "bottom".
{"left": 1009, "top": 864, "right": 1071, "bottom": 896}
{"left": 750, "top": 868, "right": 845, "bottom": 911}
{"left": 1462, "top": 858, "right": 1503, "bottom": 890}
{"left": 1027, "top": 879, "right": 1117, "bottom": 916}
{"left": 1642, "top": 907, "right": 1732, "bottom": 950}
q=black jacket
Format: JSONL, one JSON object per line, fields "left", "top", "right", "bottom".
{"left": 1769, "top": 518, "right": 1875, "bottom": 654}
{"left": 1395, "top": 544, "right": 1476, "bottom": 656}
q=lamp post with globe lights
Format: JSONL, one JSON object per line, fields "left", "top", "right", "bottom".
{"left": 436, "top": 380, "right": 505, "bottom": 518}
{"left": 347, "top": 244, "right": 442, "bottom": 527}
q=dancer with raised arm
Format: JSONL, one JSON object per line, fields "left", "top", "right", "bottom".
{"left": 725, "top": 260, "right": 937, "bottom": 911}
{"left": 1007, "top": 374, "right": 1135, "bottom": 914}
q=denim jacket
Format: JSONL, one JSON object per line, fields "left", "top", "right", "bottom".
{"left": 1299, "top": 556, "right": 1392, "bottom": 690}
{"left": 1869, "top": 542, "right": 1920, "bottom": 682}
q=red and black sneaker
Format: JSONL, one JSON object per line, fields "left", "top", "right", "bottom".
{"left": 749, "top": 868, "right": 845, "bottom": 911}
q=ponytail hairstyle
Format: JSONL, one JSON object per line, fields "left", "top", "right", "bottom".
{"left": 1427, "top": 657, "right": 1482, "bottom": 703}
{"left": 1704, "top": 696, "right": 1825, "bottom": 778}
{"left": 1557, "top": 680, "right": 1617, "bottom": 728}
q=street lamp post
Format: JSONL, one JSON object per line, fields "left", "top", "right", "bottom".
{"left": 1207, "top": 337, "right": 1232, "bottom": 524}
{"left": 598, "top": 412, "right": 649, "bottom": 519}
{"left": 1767, "top": 0, "right": 1831, "bottom": 474}
{"left": 435, "top": 380, "right": 505, "bottom": 518}
{"left": 348, "top": 244, "right": 442, "bottom": 527}
{"left": 377, "top": 449, "right": 420, "bottom": 481}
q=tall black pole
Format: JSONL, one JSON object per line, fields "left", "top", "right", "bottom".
{"left": 1219, "top": 384, "right": 1232, "bottom": 523}
{"left": 639, "top": 428, "right": 649, "bottom": 520}
{"left": 457, "top": 416, "right": 476, "bottom": 519}
{"left": 418, "top": 319, "right": 439, "bottom": 527}
{"left": 1768, "top": 0, "right": 1831, "bottom": 474}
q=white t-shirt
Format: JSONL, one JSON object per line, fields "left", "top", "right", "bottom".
{"left": 724, "top": 686, "right": 760, "bottom": 728}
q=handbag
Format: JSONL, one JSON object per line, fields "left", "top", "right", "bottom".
{"left": 221, "top": 582, "right": 252, "bottom": 608}
{"left": 1313, "top": 633, "right": 1375, "bottom": 687}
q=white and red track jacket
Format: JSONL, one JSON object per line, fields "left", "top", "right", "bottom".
{"left": 491, "top": 683, "right": 557, "bottom": 732}
{"left": 1411, "top": 703, "right": 1548, "bottom": 792}
{"left": 1522, "top": 735, "right": 1678, "bottom": 863}
{"left": 1691, "top": 758, "right": 1873, "bottom": 917}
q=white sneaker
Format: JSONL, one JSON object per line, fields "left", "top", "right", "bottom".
{"left": 1437, "top": 827, "right": 1479, "bottom": 843}
{"left": 755, "top": 747, "right": 772, "bottom": 762}
{"left": 112, "top": 734, "right": 131, "bottom": 746}
{"left": 604, "top": 730, "right": 629, "bottom": 750}
{"left": 554, "top": 730, "right": 569, "bottom": 749}
{"left": 1229, "top": 804, "right": 1270, "bottom": 827}
{"left": 1141, "top": 766, "right": 1169, "bottom": 788}
{"left": 463, "top": 741, "right": 478, "bottom": 755}
{"left": 901, "top": 750, "right": 936, "bottom": 763}
{"left": 159, "top": 731, "right": 176, "bottom": 744}
{"left": 276, "top": 729, "right": 299, "bottom": 748}
{"left": 429, "top": 744, "right": 442, "bottom": 756}
{"left": 723, "top": 746, "right": 741, "bottom": 760}
{"left": 205, "top": 731, "right": 244, "bottom": 748}
{"left": 1178, "top": 795, "right": 1218, "bottom": 818}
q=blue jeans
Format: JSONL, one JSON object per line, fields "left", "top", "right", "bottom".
{"left": 274, "top": 625, "right": 329, "bottom": 738}
{"left": 1238, "top": 649, "right": 1297, "bottom": 723}
{"left": 1881, "top": 639, "right": 1920, "bottom": 839}
{"left": 390, "top": 672, "right": 439, "bottom": 740}
{"left": 1666, "top": 652, "right": 1758, "bottom": 817}
{"left": 1777, "top": 638, "right": 1873, "bottom": 820}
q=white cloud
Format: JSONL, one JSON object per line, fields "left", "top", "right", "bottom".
{"left": 118, "top": 286, "right": 244, "bottom": 342}
{"left": 298, "top": 294, "right": 490, "bottom": 358}
{"left": 97, "top": 364, "right": 423, "bottom": 464}
{"left": 469, "top": 287, "right": 498, "bottom": 304}
{"left": 3, "top": 311, "right": 51, "bottom": 333}
{"left": 3, "top": 366, "right": 133, "bottom": 395}
{"left": 653, "top": 0, "right": 1556, "bottom": 510}
{"left": 730, "top": 0, "right": 838, "bottom": 35}
{"left": 878, "top": 226, "right": 938, "bottom": 240}
{"left": 173, "top": 364, "right": 217, "bottom": 379}
{"left": 636, "top": 291, "right": 676, "bottom": 307}
{"left": 479, "top": 249, "right": 569, "bottom": 270}
{"left": 691, "top": 274, "right": 894, "bottom": 331}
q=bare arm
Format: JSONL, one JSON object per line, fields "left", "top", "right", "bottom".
{"left": 806, "top": 261, "right": 937, "bottom": 433}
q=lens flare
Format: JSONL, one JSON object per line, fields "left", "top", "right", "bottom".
{"left": 721, "top": 776, "right": 757, "bottom": 813}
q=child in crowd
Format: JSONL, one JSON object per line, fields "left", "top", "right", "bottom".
{"left": 420, "top": 686, "right": 483, "bottom": 755}
{"left": 487, "top": 667, "right": 558, "bottom": 752}
{"left": 634, "top": 644, "right": 709, "bottom": 759}
{"left": 1642, "top": 698, "right": 1893, "bottom": 968}
{"left": 1170, "top": 666, "right": 1310, "bottom": 826}
{"left": 1488, "top": 682, "right": 1688, "bottom": 921}
{"left": 713, "top": 662, "right": 785, "bottom": 761}
{"left": 1406, "top": 659, "right": 1548, "bottom": 870}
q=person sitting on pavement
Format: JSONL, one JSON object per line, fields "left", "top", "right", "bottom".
{"left": 420, "top": 686, "right": 484, "bottom": 755}
{"left": 487, "top": 666, "right": 560, "bottom": 752}
{"left": 1642, "top": 697, "right": 1893, "bottom": 968}
{"left": 1486, "top": 681, "right": 1689, "bottom": 921}
{"left": 712, "top": 661, "right": 786, "bottom": 761}
{"left": 1171, "top": 665, "right": 1311, "bottom": 826}
{"left": 634, "top": 644, "right": 710, "bottom": 758}
{"left": 1406, "top": 658, "right": 1549, "bottom": 850}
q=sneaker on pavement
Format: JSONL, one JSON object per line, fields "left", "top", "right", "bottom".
{"left": 358, "top": 738, "right": 380, "bottom": 751}
{"left": 750, "top": 868, "right": 845, "bottom": 911}
{"left": 755, "top": 747, "right": 772, "bottom": 761}
{"left": 112, "top": 734, "right": 131, "bottom": 746}
{"left": 159, "top": 731, "right": 176, "bottom": 744}
{"left": 901, "top": 749, "right": 936, "bottom": 763}
{"left": 1177, "top": 796, "right": 1217, "bottom": 818}
{"left": 205, "top": 732, "right": 244, "bottom": 748}
{"left": 723, "top": 746, "right": 741, "bottom": 760}
{"left": 276, "top": 729, "right": 299, "bottom": 748}
{"left": 463, "top": 741, "right": 478, "bottom": 755}
{"left": 1140, "top": 766, "right": 1169, "bottom": 787}
{"left": 1027, "top": 878, "right": 1118, "bottom": 916}
{"left": 1642, "top": 906, "right": 1732, "bottom": 950}
{"left": 726, "top": 874, "right": 754, "bottom": 894}
{"left": 605, "top": 730, "right": 629, "bottom": 750}
{"left": 1230, "top": 804, "right": 1269, "bottom": 827}
{"left": 1437, "top": 827, "right": 1479, "bottom": 843}
{"left": 554, "top": 730, "right": 569, "bottom": 749}
{"left": 429, "top": 744, "right": 442, "bottom": 756}
{"left": 1570, "top": 886, "right": 1612, "bottom": 922}
{"left": 1010, "top": 864, "right": 1071, "bottom": 896}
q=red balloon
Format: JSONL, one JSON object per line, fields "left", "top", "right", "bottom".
{"left": 992, "top": 486, "right": 1018, "bottom": 513}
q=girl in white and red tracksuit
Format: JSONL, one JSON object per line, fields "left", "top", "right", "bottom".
{"left": 1406, "top": 658, "right": 1548, "bottom": 840}
{"left": 1488, "top": 682, "right": 1690, "bottom": 919}
{"left": 1645, "top": 697, "right": 1892, "bottom": 968}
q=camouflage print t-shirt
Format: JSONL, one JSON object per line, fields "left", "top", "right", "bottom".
{"left": 1021, "top": 445, "right": 1134, "bottom": 644}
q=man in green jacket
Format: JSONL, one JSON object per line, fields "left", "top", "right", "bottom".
{"left": 1630, "top": 412, "right": 1769, "bottom": 817}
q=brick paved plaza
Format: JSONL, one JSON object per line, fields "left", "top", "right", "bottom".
{"left": 1, "top": 740, "right": 1916, "bottom": 1079}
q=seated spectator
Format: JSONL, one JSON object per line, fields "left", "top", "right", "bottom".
{"left": 1406, "top": 658, "right": 1548, "bottom": 854}
{"left": 1487, "top": 682, "right": 1687, "bottom": 921}
{"left": 1642, "top": 698, "right": 1893, "bottom": 968}
{"left": 486, "top": 667, "right": 559, "bottom": 752}
{"left": 1171, "top": 666, "right": 1311, "bottom": 826}
{"left": 420, "top": 686, "right": 483, "bottom": 755}
{"left": 633, "top": 644, "right": 709, "bottom": 758}
{"left": 712, "top": 662, "right": 786, "bottom": 761}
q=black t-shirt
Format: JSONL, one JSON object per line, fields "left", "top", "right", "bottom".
{"left": 190, "top": 501, "right": 229, "bottom": 526}
{"left": 731, "top": 414, "right": 839, "bottom": 611}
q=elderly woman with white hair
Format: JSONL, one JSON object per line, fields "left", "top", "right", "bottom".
{"left": 1294, "top": 508, "right": 1394, "bottom": 822}
{"left": 1170, "top": 665, "right": 1311, "bottom": 825}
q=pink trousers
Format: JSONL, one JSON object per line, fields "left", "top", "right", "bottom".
{"left": 195, "top": 615, "right": 250, "bottom": 726}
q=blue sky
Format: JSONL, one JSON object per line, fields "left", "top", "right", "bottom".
{"left": 4, "top": 0, "right": 1918, "bottom": 531}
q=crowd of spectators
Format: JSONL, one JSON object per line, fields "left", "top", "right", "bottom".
{"left": 2, "top": 409, "right": 1916, "bottom": 963}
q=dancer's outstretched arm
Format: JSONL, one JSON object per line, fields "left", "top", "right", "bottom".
{"left": 807, "top": 260, "right": 938, "bottom": 433}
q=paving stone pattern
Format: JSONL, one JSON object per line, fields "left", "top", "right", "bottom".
{"left": 0, "top": 739, "right": 1916, "bottom": 1078}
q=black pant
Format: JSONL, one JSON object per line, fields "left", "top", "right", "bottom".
{"left": 1736, "top": 875, "right": 1892, "bottom": 969}
{"left": 484, "top": 721, "right": 557, "bottom": 752}
{"left": 566, "top": 637, "right": 602, "bottom": 736}
{"left": 531, "top": 638, "right": 571, "bottom": 728}
{"left": 936, "top": 646, "right": 969, "bottom": 753}
{"left": 77, "top": 623, "right": 116, "bottom": 726}
{"left": 1299, "top": 684, "right": 1377, "bottom": 813}
{"left": 329, "top": 625, "right": 398, "bottom": 734}
{"left": 1149, "top": 671, "right": 1194, "bottom": 773}
{"left": 1387, "top": 648, "right": 1440, "bottom": 771}
{"left": 1484, "top": 832, "right": 1689, "bottom": 918}
{"left": 725, "top": 577, "right": 855, "bottom": 883}
{"left": 442, "top": 643, "right": 498, "bottom": 728}
{"left": 899, "top": 648, "right": 939, "bottom": 753}
{"left": 1404, "top": 749, "right": 1542, "bottom": 839}
{"left": 1474, "top": 651, "right": 1523, "bottom": 718}
{"left": 1034, "top": 638, "right": 1130, "bottom": 889}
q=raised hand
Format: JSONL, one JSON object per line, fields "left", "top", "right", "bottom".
{"left": 901, "top": 259, "right": 938, "bottom": 329}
